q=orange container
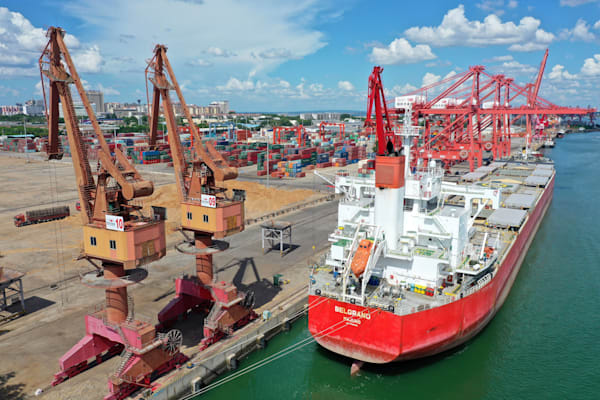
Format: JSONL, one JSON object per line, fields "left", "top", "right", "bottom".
{"left": 375, "top": 155, "right": 405, "bottom": 189}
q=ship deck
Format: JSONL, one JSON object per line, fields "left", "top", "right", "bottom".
{"left": 310, "top": 157, "right": 554, "bottom": 316}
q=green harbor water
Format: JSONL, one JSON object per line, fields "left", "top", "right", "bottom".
{"left": 196, "top": 132, "right": 600, "bottom": 400}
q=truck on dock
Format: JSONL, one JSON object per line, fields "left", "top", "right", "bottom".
{"left": 13, "top": 205, "right": 70, "bottom": 227}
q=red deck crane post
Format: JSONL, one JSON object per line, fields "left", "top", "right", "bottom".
{"left": 40, "top": 28, "right": 186, "bottom": 400}
{"left": 145, "top": 44, "right": 256, "bottom": 349}
{"left": 365, "top": 66, "right": 398, "bottom": 154}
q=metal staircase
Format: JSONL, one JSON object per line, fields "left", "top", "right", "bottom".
{"left": 115, "top": 349, "right": 134, "bottom": 377}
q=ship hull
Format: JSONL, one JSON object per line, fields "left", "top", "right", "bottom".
{"left": 308, "top": 175, "right": 554, "bottom": 364}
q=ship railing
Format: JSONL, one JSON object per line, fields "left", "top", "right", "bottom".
{"left": 464, "top": 272, "right": 493, "bottom": 297}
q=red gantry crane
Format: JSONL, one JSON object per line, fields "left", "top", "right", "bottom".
{"left": 145, "top": 44, "right": 256, "bottom": 349}
{"left": 272, "top": 125, "right": 306, "bottom": 146}
{"left": 40, "top": 28, "right": 186, "bottom": 400}
{"left": 392, "top": 49, "right": 595, "bottom": 171}
{"left": 318, "top": 121, "right": 345, "bottom": 141}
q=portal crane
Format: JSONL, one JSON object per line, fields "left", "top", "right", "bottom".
{"left": 40, "top": 27, "right": 186, "bottom": 400}
{"left": 145, "top": 44, "right": 255, "bottom": 349}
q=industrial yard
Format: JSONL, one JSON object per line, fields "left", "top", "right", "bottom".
{"left": 0, "top": 151, "right": 350, "bottom": 399}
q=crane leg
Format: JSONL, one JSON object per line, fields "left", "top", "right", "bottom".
{"left": 52, "top": 334, "right": 121, "bottom": 386}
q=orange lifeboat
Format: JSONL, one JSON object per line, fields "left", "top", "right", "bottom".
{"left": 351, "top": 239, "right": 374, "bottom": 278}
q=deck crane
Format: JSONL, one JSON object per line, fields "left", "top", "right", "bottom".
{"left": 364, "top": 66, "right": 398, "bottom": 154}
{"left": 145, "top": 44, "right": 256, "bottom": 348}
{"left": 40, "top": 27, "right": 186, "bottom": 400}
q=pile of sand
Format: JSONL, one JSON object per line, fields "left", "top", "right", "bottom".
{"left": 142, "top": 180, "right": 318, "bottom": 231}
{"left": 59, "top": 181, "right": 317, "bottom": 233}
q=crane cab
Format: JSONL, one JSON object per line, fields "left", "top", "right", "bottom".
{"left": 83, "top": 219, "right": 166, "bottom": 269}
{"left": 181, "top": 199, "right": 244, "bottom": 239}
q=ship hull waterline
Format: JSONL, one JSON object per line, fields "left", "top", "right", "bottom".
{"left": 308, "top": 174, "right": 554, "bottom": 364}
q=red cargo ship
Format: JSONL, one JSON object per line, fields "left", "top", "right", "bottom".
{"left": 308, "top": 117, "right": 555, "bottom": 364}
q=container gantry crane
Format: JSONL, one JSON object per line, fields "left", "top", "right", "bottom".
{"left": 145, "top": 44, "right": 256, "bottom": 349}
{"left": 272, "top": 125, "right": 306, "bottom": 146}
{"left": 40, "top": 27, "right": 186, "bottom": 400}
{"left": 393, "top": 49, "right": 595, "bottom": 171}
{"left": 318, "top": 121, "right": 345, "bottom": 141}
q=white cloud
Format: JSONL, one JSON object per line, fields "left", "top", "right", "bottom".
{"left": 560, "top": 0, "right": 599, "bottom": 6}
{"left": 256, "top": 48, "right": 293, "bottom": 59}
{"left": 581, "top": 54, "right": 600, "bottom": 76}
{"left": 206, "top": 47, "right": 236, "bottom": 57}
{"left": 422, "top": 72, "right": 441, "bottom": 87}
{"left": 338, "top": 80, "right": 354, "bottom": 91}
{"left": 476, "top": 0, "right": 517, "bottom": 15}
{"left": 62, "top": 0, "right": 328, "bottom": 78}
{"left": 560, "top": 19, "right": 596, "bottom": 41}
{"left": 548, "top": 64, "right": 578, "bottom": 80}
{"left": 0, "top": 6, "right": 100, "bottom": 82}
{"left": 405, "top": 5, "right": 554, "bottom": 52}
{"left": 217, "top": 77, "right": 255, "bottom": 91}
{"left": 369, "top": 38, "right": 436, "bottom": 65}
{"left": 188, "top": 59, "right": 213, "bottom": 67}
{"left": 390, "top": 83, "right": 418, "bottom": 95}
{"left": 0, "top": 7, "right": 46, "bottom": 76}
{"left": 498, "top": 60, "right": 537, "bottom": 74}
{"left": 71, "top": 45, "right": 104, "bottom": 73}
{"left": 0, "top": 66, "right": 38, "bottom": 76}
{"left": 97, "top": 83, "right": 120, "bottom": 96}
{"left": 490, "top": 55, "right": 514, "bottom": 62}
{"left": 0, "top": 85, "right": 20, "bottom": 97}
{"left": 443, "top": 70, "right": 458, "bottom": 80}
{"left": 35, "top": 81, "right": 44, "bottom": 96}
{"left": 594, "top": 20, "right": 600, "bottom": 29}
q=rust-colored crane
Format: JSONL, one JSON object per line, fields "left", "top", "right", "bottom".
{"left": 145, "top": 44, "right": 255, "bottom": 349}
{"left": 40, "top": 27, "right": 186, "bottom": 400}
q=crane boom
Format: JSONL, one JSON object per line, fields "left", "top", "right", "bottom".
{"left": 40, "top": 27, "right": 153, "bottom": 226}
{"left": 531, "top": 48, "right": 548, "bottom": 106}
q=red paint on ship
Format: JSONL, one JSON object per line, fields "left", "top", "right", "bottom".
{"left": 309, "top": 175, "right": 554, "bottom": 363}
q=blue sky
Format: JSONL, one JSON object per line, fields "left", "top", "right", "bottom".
{"left": 0, "top": 0, "right": 599, "bottom": 111}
